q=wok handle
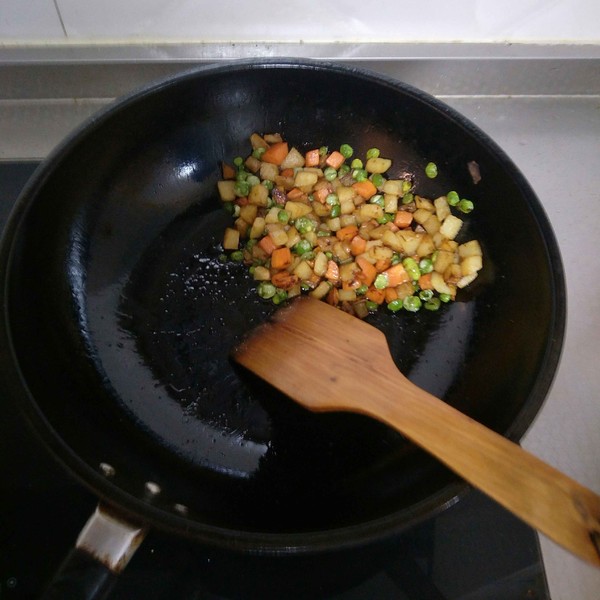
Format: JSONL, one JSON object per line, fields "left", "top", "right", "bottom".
{"left": 41, "top": 503, "right": 147, "bottom": 600}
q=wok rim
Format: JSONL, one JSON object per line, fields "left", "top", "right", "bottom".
{"left": 0, "top": 57, "right": 566, "bottom": 554}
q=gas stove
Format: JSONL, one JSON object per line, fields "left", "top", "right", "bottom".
{"left": 0, "top": 162, "right": 549, "bottom": 599}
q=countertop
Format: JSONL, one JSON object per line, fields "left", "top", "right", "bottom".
{"left": 1, "top": 43, "right": 599, "bottom": 600}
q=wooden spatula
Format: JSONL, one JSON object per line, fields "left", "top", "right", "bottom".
{"left": 232, "top": 296, "right": 600, "bottom": 567}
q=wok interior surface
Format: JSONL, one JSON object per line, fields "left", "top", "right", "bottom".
{"left": 1, "top": 61, "right": 565, "bottom": 551}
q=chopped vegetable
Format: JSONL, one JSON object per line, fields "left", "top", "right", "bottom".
{"left": 218, "top": 133, "right": 483, "bottom": 316}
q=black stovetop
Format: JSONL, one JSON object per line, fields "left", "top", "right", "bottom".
{"left": 0, "top": 162, "right": 549, "bottom": 599}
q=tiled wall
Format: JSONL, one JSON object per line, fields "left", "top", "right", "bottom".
{"left": 1, "top": 0, "right": 599, "bottom": 44}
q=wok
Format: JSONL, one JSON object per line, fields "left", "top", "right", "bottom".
{"left": 0, "top": 59, "right": 565, "bottom": 597}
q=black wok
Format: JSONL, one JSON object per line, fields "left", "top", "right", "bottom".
{"left": 0, "top": 59, "right": 565, "bottom": 596}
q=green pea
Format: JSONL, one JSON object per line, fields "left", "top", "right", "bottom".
{"left": 365, "top": 300, "right": 379, "bottom": 311}
{"left": 458, "top": 199, "right": 474, "bottom": 213}
{"left": 324, "top": 167, "right": 338, "bottom": 181}
{"left": 234, "top": 181, "right": 250, "bottom": 197}
{"left": 246, "top": 175, "right": 260, "bottom": 187}
{"left": 222, "top": 202, "right": 235, "bottom": 215}
{"left": 294, "top": 239, "right": 312, "bottom": 255}
{"left": 402, "top": 180, "right": 413, "bottom": 193}
{"left": 418, "top": 258, "right": 433, "bottom": 274}
{"left": 370, "top": 194, "right": 385, "bottom": 207}
{"left": 366, "top": 148, "right": 380, "bottom": 159}
{"left": 326, "top": 193, "right": 339, "bottom": 206}
{"left": 272, "top": 289, "right": 288, "bottom": 305}
{"left": 295, "top": 216, "right": 314, "bottom": 234}
{"left": 353, "top": 169, "right": 368, "bottom": 182}
{"left": 439, "top": 293, "right": 452, "bottom": 303}
{"left": 330, "top": 204, "right": 341, "bottom": 218}
{"left": 391, "top": 253, "right": 402, "bottom": 265}
{"left": 233, "top": 156, "right": 244, "bottom": 167}
{"left": 402, "top": 192, "right": 415, "bottom": 205}
{"left": 262, "top": 180, "right": 274, "bottom": 191}
{"left": 245, "top": 238, "right": 257, "bottom": 250}
{"left": 340, "top": 144, "right": 354, "bottom": 159}
{"left": 356, "top": 284, "right": 368, "bottom": 295}
{"left": 319, "top": 146, "right": 328, "bottom": 156}
{"left": 277, "top": 210, "right": 290, "bottom": 224}
{"left": 425, "top": 162, "right": 438, "bottom": 178}
{"left": 387, "top": 299, "right": 403, "bottom": 312}
{"left": 377, "top": 213, "right": 394, "bottom": 224}
{"left": 403, "top": 295, "right": 422, "bottom": 312}
{"left": 351, "top": 158, "right": 363, "bottom": 169}
{"left": 424, "top": 297, "right": 441, "bottom": 311}
{"left": 230, "top": 250, "right": 244, "bottom": 262}
{"left": 374, "top": 273, "right": 389, "bottom": 290}
{"left": 402, "top": 257, "right": 421, "bottom": 281}
{"left": 371, "top": 173, "right": 384, "bottom": 188}
{"left": 252, "top": 147, "right": 266, "bottom": 159}
{"left": 447, "top": 190, "right": 460, "bottom": 206}
{"left": 257, "top": 281, "right": 276, "bottom": 299}
{"left": 338, "top": 164, "right": 351, "bottom": 177}
{"left": 419, "top": 289, "right": 434, "bottom": 301}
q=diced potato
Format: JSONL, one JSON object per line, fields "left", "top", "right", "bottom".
{"left": 396, "top": 281, "right": 415, "bottom": 300}
{"left": 397, "top": 230, "right": 421, "bottom": 255}
{"left": 383, "top": 180, "right": 404, "bottom": 195}
{"left": 244, "top": 156, "right": 261, "bottom": 173}
{"left": 264, "top": 206, "right": 282, "bottom": 224}
{"left": 259, "top": 162, "right": 278, "bottom": 182}
{"left": 461, "top": 254, "right": 483, "bottom": 276}
{"left": 458, "top": 239, "right": 483, "bottom": 258}
{"left": 434, "top": 196, "right": 451, "bottom": 222}
{"left": 339, "top": 261, "right": 359, "bottom": 283}
{"left": 382, "top": 229, "right": 403, "bottom": 252}
{"left": 359, "top": 204, "right": 384, "bottom": 221}
{"left": 287, "top": 283, "right": 302, "bottom": 298}
{"left": 431, "top": 271, "right": 452, "bottom": 295}
{"left": 368, "top": 225, "right": 388, "bottom": 240}
{"left": 234, "top": 218, "right": 248, "bottom": 237}
{"left": 457, "top": 273, "right": 478, "bottom": 288}
{"left": 304, "top": 231, "right": 318, "bottom": 247}
{"left": 338, "top": 289, "right": 357, "bottom": 302}
{"left": 333, "top": 241, "right": 351, "bottom": 262}
{"left": 294, "top": 171, "right": 318, "bottom": 188}
{"left": 313, "top": 252, "right": 328, "bottom": 277}
{"left": 416, "top": 234, "right": 436, "bottom": 257}
{"left": 340, "top": 214, "right": 358, "bottom": 228}
{"left": 248, "top": 183, "right": 269, "bottom": 206}
{"left": 365, "top": 157, "right": 392, "bottom": 174}
{"left": 217, "top": 180, "right": 236, "bottom": 202}
{"left": 264, "top": 133, "right": 283, "bottom": 143}
{"left": 309, "top": 280, "right": 332, "bottom": 299}
{"left": 438, "top": 239, "right": 459, "bottom": 252}
{"left": 439, "top": 214, "right": 463, "bottom": 240}
{"left": 340, "top": 199, "right": 356, "bottom": 215}
{"left": 413, "top": 208, "right": 434, "bottom": 225}
{"left": 415, "top": 196, "right": 435, "bottom": 211}
{"left": 250, "top": 133, "right": 268, "bottom": 149}
{"left": 239, "top": 204, "right": 258, "bottom": 224}
{"left": 444, "top": 263, "right": 463, "bottom": 284}
{"left": 293, "top": 260, "right": 314, "bottom": 281}
{"left": 285, "top": 201, "right": 312, "bottom": 220}
{"left": 422, "top": 214, "right": 441, "bottom": 235}
{"left": 312, "top": 202, "right": 331, "bottom": 218}
{"left": 253, "top": 265, "right": 271, "bottom": 281}
{"left": 384, "top": 194, "right": 398, "bottom": 213}
{"left": 336, "top": 186, "right": 356, "bottom": 203}
{"left": 285, "top": 226, "right": 301, "bottom": 248}
{"left": 326, "top": 217, "right": 341, "bottom": 231}
{"left": 223, "top": 227, "right": 240, "bottom": 250}
{"left": 280, "top": 147, "right": 305, "bottom": 170}
{"left": 269, "top": 229, "right": 288, "bottom": 247}
{"left": 249, "top": 217, "right": 265, "bottom": 239}
{"left": 434, "top": 249, "right": 455, "bottom": 274}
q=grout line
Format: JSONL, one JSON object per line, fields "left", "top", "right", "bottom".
{"left": 52, "top": 0, "right": 68, "bottom": 39}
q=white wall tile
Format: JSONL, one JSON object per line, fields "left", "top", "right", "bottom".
{"left": 0, "top": 0, "right": 65, "bottom": 40}
{"left": 3, "top": 0, "right": 600, "bottom": 43}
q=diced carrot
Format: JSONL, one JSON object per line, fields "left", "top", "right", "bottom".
{"left": 336, "top": 225, "right": 359, "bottom": 242}
{"left": 262, "top": 142, "right": 289, "bottom": 165}
{"left": 325, "top": 260, "right": 340, "bottom": 283}
{"left": 418, "top": 273, "right": 433, "bottom": 290}
{"left": 366, "top": 287, "right": 385, "bottom": 305}
{"left": 383, "top": 263, "right": 410, "bottom": 287}
{"left": 384, "top": 287, "right": 399, "bottom": 303}
{"left": 258, "top": 235, "right": 278, "bottom": 256}
{"left": 352, "top": 180, "right": 378, "bottom": 200}
{"left": 325, "top": 151, "right": 345, "bottom": 170}
{"left": 350, "top": 235, "right": 367, "bottom": 256}
{"left": 235, "top": 196, "right": 249, "bottom": 206}
{"left": 375, "top": 258, "right": 391, "bottom": 272}
{"left": 305, "top": 148, "right": 320, "bottom": 167}
{"left": 326, "top": 287, "right": 339, "bottom": 306}
{"left": 222, "top": 162, "right": 236, "bottom": 180}
{"left": 280, "top": 168, "right": 294, "bottom": 178}
{"left": 271, "top": 246, "right": 292, "bottom": 269}
{"left": 394, "top": 210, "right": 414, "bottom": 229}
{"left": 271, "top": 271, "right": 299, "bottom": 290}
{"left": 356, "top": 256, "right": 377, "bottom": 286}
{"left": 313, "top": 187, "right": 330, "bottom": 204}
{"left": 286, "top": 187, "right": 304, "bottom": 200}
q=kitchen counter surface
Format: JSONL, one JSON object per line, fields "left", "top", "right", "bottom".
{"left": 1, "top": 44, "right": 599, "bottom": 599}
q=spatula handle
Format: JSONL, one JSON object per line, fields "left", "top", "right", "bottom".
{"left": 369, "top": 371, "right": 600, "bottom": 567}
